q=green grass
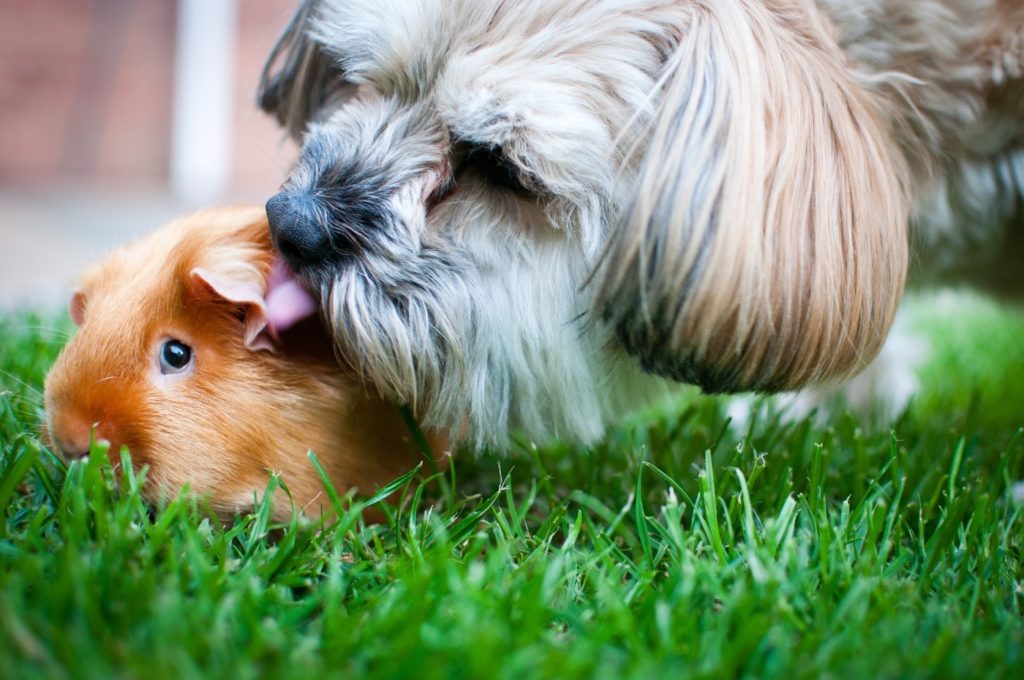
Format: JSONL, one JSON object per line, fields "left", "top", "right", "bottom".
{"left": 2, "top": 290, "right": 1023, "bottom": 679}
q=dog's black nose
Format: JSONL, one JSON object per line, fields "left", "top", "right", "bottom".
{"left": 266, "top": 192, "right": 328, "bottom": 266}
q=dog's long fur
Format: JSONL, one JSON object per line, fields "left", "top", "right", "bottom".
{"left": 259, "top": 0, "right": 1023, "bottom": 448}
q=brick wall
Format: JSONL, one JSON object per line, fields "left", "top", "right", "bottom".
{"left": 0, "top": 0, "right": 297, "bottom": 198}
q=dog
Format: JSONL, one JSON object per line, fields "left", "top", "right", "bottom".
{"left": 256, "top": 0, "right": 1023, "bottom": 448}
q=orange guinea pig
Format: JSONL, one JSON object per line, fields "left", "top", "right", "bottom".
{"left": 44, "top": 206, "right": 445, "bottom": 521}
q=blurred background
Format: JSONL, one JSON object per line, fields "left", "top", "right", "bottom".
{"left": 0, "top": 0, "right": 297, "bottom": 308}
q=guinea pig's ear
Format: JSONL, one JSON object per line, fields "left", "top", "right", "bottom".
{"left": 597, "top": 0, "right": 909, "bottom": 393}
{"left": 190, "top": 267, "right": 275, "bottom": 352}
{"left": 69, "top": 291, "right": 85, "bottom": 326}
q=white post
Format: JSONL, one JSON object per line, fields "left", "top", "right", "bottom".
{"left": 170, "top": 0, "right": 238, "bottom": 206}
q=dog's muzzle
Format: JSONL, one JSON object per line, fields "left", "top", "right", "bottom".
{"left": 266, "top": 191, "right": 329, "bottom": 269}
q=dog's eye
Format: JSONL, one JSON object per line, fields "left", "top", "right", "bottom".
{"left": 457, "top": 143, "right": 534, "bottom": 194}
{"left": 159, "top": 339, "right": 193, "bottom": 374}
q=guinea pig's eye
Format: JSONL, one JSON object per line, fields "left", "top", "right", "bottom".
{"left": 159, "top": 339, "right": 193, "bottom": 374}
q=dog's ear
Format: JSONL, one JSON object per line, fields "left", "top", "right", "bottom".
{"left": 257, "top": 0, "right": 346, "bottom": 140}
{"left": 597, "top": 0, "right": 909, "bottom": 393}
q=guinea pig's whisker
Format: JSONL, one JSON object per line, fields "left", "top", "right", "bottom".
{"left": 0, "top": 369, "right": 45, "bottom": 402}
{"left": 301, "top": 491, "right": 325, "bottom": 514}
{"left": 16, "top": 325, "right": 73, "bottom": 342}
{"left": 10, "top": 406, "right": 44, "bottom": 423}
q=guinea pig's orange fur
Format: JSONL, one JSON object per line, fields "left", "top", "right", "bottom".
{"left": 44, "top": 206, "right": 446, "bottom": 521}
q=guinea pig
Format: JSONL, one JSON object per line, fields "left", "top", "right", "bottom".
{"left": 43, "top": 206, "right": 446, "bottom": 521}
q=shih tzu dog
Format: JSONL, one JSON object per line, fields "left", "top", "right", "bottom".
{"left": 257, "top": 0, "right": 1023, "bottom": 448}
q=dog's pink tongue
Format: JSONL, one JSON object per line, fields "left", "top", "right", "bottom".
{"left": 266, "top": 258, "right": 318, "bottom": 335}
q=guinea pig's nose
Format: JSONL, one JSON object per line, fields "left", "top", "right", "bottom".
{"left": 58, "top": 440, "right": 90, "bottom": 460}
{"left": 48, "top": 415, "right": 108, "bottom": 461}
{"left": 266, "top": 192, "right": 328, "bottom": 268}
{"left": 52, "top": 427, "right": 91, "bottom": 460}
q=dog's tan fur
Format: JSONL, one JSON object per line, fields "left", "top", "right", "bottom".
{"left": 44, "top": 207, "right": 443, "bottom": 520}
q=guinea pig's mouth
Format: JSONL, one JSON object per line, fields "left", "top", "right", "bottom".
{"left": 266, "top": 256, "right": 319, "bottom": 337}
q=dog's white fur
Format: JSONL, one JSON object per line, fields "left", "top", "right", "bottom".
{"left": 259, "top": 0, "right": 1023, "bottom": 448}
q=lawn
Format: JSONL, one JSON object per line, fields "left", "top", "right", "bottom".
{"left": 1, "top": 290, "right": 1022, "bottom": 679}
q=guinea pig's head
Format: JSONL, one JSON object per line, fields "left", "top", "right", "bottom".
{"left": 44, "top": 206, "right": 429, "bottom": 520}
